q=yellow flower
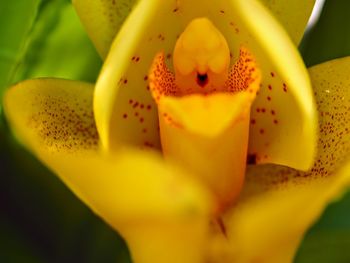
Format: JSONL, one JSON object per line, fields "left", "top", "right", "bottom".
{"left": 4, "top": 0, "right": 350, "bottom": 262}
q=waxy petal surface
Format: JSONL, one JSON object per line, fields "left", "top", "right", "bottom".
{"left": 207, "top": 57, "right": 350, "bottom": 262}
{"left": 94, "top": 0, "right": 317, "bottom": 171}
{"left": 72, "top": 0, "right": 137, "bottom": 58}
{"left": 259, "top": 0, "right": 316, "bottom": 45}
{"left": 4, "top": 78, "right": 212, "bottom": 263}
{"left": 4, "top": 79, "right": 99, "bottom": 154}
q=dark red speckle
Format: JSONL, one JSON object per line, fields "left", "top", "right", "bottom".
{"left": 247, "top": 154, "right": 257, "bottom": 164}
{"left": 283, "top": 83, "right": 288, "bottom": 92}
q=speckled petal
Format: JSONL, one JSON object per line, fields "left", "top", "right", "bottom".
{"left": 72, "top": 0, "right": 137, "bottom": 58}
{"left": 4, "top": 79, "right": 212, "bottom": 263}
{"left": 206, "top": 57, "right": 350, "bottom": 263}
{"left": 94, "top": 0, "right": 317, "bottom": 172}
{"left": 260, "top": 0, "right": 316, "bottom": 45}
{"left": 4, "top": 78, "right": 99, "bottom": 155}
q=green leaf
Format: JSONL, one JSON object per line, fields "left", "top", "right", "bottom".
{"left": 295, "top": 190, "right": 350, "bottom": 263}
{"left": 0, "top": 217, "right": 45, "bottom": 263}
{"left": 300, "top": 0, "right": 350, "bottom": 67}
{"left": 13, "top": 0, "right": 102, "bottom": 83}
{"left": 0, "top": 0, "right": 41, "bottom": 108}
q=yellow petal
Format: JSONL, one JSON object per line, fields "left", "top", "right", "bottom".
{"left": 4, "top": 78, "right": 212, "bottom": 263}
{"left": 260, "top": 0, "right": 316, "bottom": 45}
{"left": 47, "top": 150, "right": 212, "bottom": 263}
{"left": 4, "top": 78, "right": 98, "bottom": 154}
{"left": 207, "top": 57, "right": 350, "bottom": 263}
{"left": 94, "top": 0, "right": 317, "bottom": 172}
{"left": 72, "top": 0, "right": 137, "bottom": 58}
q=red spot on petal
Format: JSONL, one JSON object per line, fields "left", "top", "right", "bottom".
{"left": 283, "top": 83, "right": 288, "bottom": 92}
{"left": 247, "top": 154, "right": 257, "bottom": 164}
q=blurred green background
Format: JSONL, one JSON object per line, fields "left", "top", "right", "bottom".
{"left": 1, "top": 0, "right": 350, "bottom": 262}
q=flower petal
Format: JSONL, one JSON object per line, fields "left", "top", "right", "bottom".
{"left": 94, "top": 0, "right": 317, "bottom": 172}
{"left": 72, "top": 0, "right": 137, "bottom": 58}
{"left": 209, "top": 163, "right": 350, "bottom": 263}
{"left": 207, "top": 57, "right": 350, "bottom": 262}
{"left": 260, "top": 0, "right": 316, "bottom": 45}
{"left": 4, "top": 78, "right": 99, "bottom": 154}
{"left": 4, "top": 78, "right": 212, "bottom": 263}
{"left": 47, "top": 150, "right": 212, "bottom": 263}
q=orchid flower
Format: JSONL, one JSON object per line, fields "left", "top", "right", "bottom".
{"left": 4, "top": 0, "right": 350, "bottom": 262}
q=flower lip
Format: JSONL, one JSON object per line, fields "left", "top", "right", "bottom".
{"left": 148, "top": 17, "right": 262, "bottom": 211}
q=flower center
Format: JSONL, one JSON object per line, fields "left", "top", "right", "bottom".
{"left": 148, "top": 18, "right": 261, "bottom": 213}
